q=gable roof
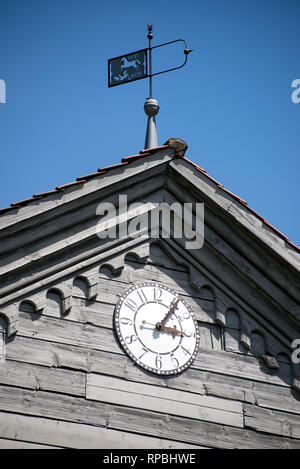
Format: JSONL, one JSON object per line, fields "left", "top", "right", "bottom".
{"left": 1, "top": 138, "right": 299, "bottom": 257}
{"left": 0, "top": 139, "right": 299, "bottom": 347}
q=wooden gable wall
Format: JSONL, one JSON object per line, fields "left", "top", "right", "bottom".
{"left": 0, "top": 241, "right": 300, "bottom": 449}
{"left": 0, "top": 150, "right": 300, "bottom": 449}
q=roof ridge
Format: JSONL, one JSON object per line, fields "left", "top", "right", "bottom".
{"left": 0, "top": 141, "right": 299, "bottom": 254}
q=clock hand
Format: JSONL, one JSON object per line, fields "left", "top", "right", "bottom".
{"left": 160, "top": 324, "right": 186, "bottom": 338}
{"left": 156, "top": 297, "right": 181, "bottom": 331}
{"left": 142, "top": 320, "right": 157, "bottom": 327}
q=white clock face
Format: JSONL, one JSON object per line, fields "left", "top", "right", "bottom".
{"left": 114, "top": 282, "right": 200, "bottom": 375}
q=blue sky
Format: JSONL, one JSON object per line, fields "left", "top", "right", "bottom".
{"left": 0, "top": 0, "right": 299, "bottom": 247}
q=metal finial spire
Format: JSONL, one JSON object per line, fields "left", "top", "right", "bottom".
{"left": 144, "top": 97, "right": 159, "bottom": 149}
{"left": 144, "top": 25, "right": 159, "bottom": 149}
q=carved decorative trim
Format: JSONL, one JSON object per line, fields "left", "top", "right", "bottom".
{"left": 0, "top": 241, "right": 150, "bottom": 335}
{"left": 0, "top": 236, "right": 298, "bottom": 392}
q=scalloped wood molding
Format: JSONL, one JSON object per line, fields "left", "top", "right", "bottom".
{"left": 1, "top": 237, "right": 297, "bottom": 390}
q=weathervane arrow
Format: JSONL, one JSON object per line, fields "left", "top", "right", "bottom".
{"left": 108, "top": 25, "right": 193, "bottom": 149}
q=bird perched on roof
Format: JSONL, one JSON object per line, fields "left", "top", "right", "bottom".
{"left": 164, "top": 138, "right": 188, "bottom": 157}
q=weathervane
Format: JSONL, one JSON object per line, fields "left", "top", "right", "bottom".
{"left": 108, "top": 25, "right": 193, "bottom": 149}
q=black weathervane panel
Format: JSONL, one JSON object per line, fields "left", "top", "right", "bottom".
{"left": 107, "top": 25, "right": 192, "bottom": 90}
{"left": 108, "top": 49, "right": 148, "bottom": 87}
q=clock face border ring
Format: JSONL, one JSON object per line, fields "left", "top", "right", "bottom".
{"left": 114, "top": 282, "right": 200, "bottom": 376}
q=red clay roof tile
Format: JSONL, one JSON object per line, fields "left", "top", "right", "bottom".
{"left": 0, "top": 206, "right": 18, "bottom": 214}
{"left": 56, "top": 180, "right": 86, "bottom": 190}
{"left": 76, "top": 171, "right": 107, "bottom": 182}
{"left": 33, "top": 190, "right": 60, "bottom": 198}
{"left": 121, "top": 152, "right": 151, "bottom": 163}
{"left": 220, "top": 187, "right": 248, "bottom": 205}
{"left": 139, "top": 144, "right": 170, "bottom": 155}
{"left": 97, "top": 162, "right": 129, "bottom": 172}
{"left": 10, "top": 197, "right": 40, "bottom": 207}
{"left": 76, "top": 162, "right": 129, "bottom": 181}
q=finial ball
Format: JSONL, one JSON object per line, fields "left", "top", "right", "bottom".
{"left": 144, "top": 98, "right": 160, "bottom": 117}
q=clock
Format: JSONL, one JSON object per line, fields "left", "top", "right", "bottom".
{"left": 114, "top": 282, "right": 200, "bottom": 375}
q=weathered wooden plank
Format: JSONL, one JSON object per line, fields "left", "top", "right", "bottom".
{"left": 203, "top": 372, "right": 256, "bottom": 404}
{"left": 0, "top": 438, "right": 61, "bottom": 449}
{"left": 225, "top": 328, "right": 250, "bottom": 354}
{"left": 195, "top": 357, "right": 296, "bottom": 410}
{"left": 107, "top": 404, "right": 300, "bottom": 449}
{"left": 87, "top": 374, "right": 240, "bottom": 415}
{"left": 17, "top": 311, "right": 121, "bottom": 354}
{"left": 88, "top": 347, "right": 210, "bottom": 395}
{"left": 0, "top": 330, "right": 5, "bottom": 364}
{"left": 46, "top": 300, "right": 115, "bottom": 329}
{"left": 67, "top": 302, "right": 115, "bottom": 329}
{"left": 0, "top": 411, "right": 202, "bottom": 449}
{"left": 6, "top": 335, "right": 87, "bottom": 369}
{"left": 210, "top": 324, "right": 224, "bottom": 350}
{"left": 0, "top": 360, "right": 39, "bottom": 390}
{"left": 244, "top": 404, "right": 300, "bottom": 439}
{"left": 0, "top": 385, "right": 299, "bottom": 449}
{"left": 253, "top": 381, "right": 300, "bottom": 415}
{"left": 0, "top": 360, "right": 85, "bottom": 396}
{"left": 199, "top": 322, "right": 223, "bottom": 351}
{"left": 86, "top": 373, "right": 243, "bottom": 428}
{"left": 194, "top": 348, "right": 292, "bottom": 387}
{"left": 203, "top": 363, "right": 298, "bottom": 412}
{"left": 199, "top": 323, "right": 214, "bottom": 350}
{"left": 0, "top": 384, "right": 108, "bottom": 427}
